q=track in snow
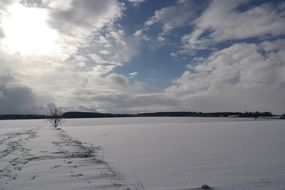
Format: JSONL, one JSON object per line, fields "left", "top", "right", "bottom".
{"left": 0, "top": 126, "right": 131, "bottom": 190}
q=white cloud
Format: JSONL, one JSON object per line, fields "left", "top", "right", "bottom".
{"left": 166, "top": 41, "right": 285, "bottom": 113}
{"left": 0, "top": 48, "right": 159, "bottom": 114}
{"left": 44, "top": 0, "right": 127, "bottom": 59}
{"left": 135, "top": 0, "right": 204, "bottom": 42}
{"left": 128, "top": 0, "right": 146, "bottom": 6}
{"left": 83, "top": 26, "right": 137, "bottom": 67}
{"left": 0, "top": 0, "right": 16, "bottom": 38}
{"left": 182, "top": 0, "right": 285, "bottom": 51}
{"left": 128, "top": 71, "right": 138, "bottom": 79}
{"left": 144, "top": 1, "right": 194, "bottom": 27}
{"left": 0, "top": 0, "right": 142, "bottom": 114}
{"left": 48, "top": 0, "right": 124, "bottom": 34}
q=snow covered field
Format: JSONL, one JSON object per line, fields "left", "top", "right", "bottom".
{"left": 1, "top": 117, "right": 285, "bottom": 190}
{"left": 0, "top": 120, "right": 126, "bottom": 190}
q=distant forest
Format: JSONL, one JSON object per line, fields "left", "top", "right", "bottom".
{"left": 0, "top": 111, "right": 283, "bottom": 120}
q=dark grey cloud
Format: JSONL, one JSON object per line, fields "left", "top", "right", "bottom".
{"left": 0, "top": 84, "right": 39, "bottom": 114}
{"left": 0, "top": 73, "right": 47, "bottom": 114}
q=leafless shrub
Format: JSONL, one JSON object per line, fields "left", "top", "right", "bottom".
{"left": 47, "top": 108, "right": 64, "bottom": 128}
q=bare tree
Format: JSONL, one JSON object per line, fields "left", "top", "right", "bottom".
{"left": 47, "top": 108, "right": 64, "bottom": 128}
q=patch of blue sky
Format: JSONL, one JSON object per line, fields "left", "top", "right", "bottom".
{"left": 120, "top": 0, "right": 176, "bottom": 32}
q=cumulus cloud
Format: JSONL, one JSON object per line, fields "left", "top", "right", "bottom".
{"left": 166, "top": 41, "right": 285, "bottom": 113}
{"left": 45, "top": 0, "right": 136, "bottom": 73}
{"left": 134, "top": 0, "right": 208, "bottom": 42}
{"left": 59, "top": 72, "right": 163, "bottom": 113}
{"left": 48, "top": 0, "right": 123, "bottom": 32}
{"left": 0, "top": 49, "right": 158, "bottom": 113}
{"left": 0, "top": 0, "right": 141, "bottom": 113}
{"left": 182, "top": 0, "right": 285, "bottom": 51}
{"left": 44, "top": 0, "right": 127, "bottom": 59}
{"left": 0, "top": 42, "right": 156, "bottom": 114}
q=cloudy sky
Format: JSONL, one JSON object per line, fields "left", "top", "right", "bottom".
{"left": 0, "top": 0, "right": 285, "bottom": 114}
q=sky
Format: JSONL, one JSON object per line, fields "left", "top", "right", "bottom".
{"left": 0, "top": 0, "right": 285, "bottom": 114}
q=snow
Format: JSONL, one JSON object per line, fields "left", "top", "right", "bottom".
{"left": 0, "top": 120, "right": 128, "bottom": 190}
{"left": 1, "top": 117, "right": 285, "bottom": 190}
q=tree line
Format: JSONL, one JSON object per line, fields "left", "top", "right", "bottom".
{"left": 0, "top": 111, "right": 281, "bottom": 120}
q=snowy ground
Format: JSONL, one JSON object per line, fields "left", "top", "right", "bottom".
{"left": 1, "top": 117, "right": 285, "bottom": 190}
{"left": 0, "top": 121, "right": 128, "bottom": 190}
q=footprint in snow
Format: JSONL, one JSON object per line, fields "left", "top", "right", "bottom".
{"left": 31, "top": 175, "right": 37, "bottom": 180}
{"left": 70, "top": 173, "right": 83, "bottom": 178}
{"left": 51, "top": 164, "right": 62, "bottom": 169}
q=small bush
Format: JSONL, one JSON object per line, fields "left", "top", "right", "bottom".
{"left": 47, "top": 108, "right": 64, "bottom": 128}
{"left": 200, "top": 184, "right": 212, "bottom": 189}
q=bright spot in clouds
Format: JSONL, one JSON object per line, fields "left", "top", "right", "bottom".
{"left": 1, "top": 3, "right": 58, "bottom": 55}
